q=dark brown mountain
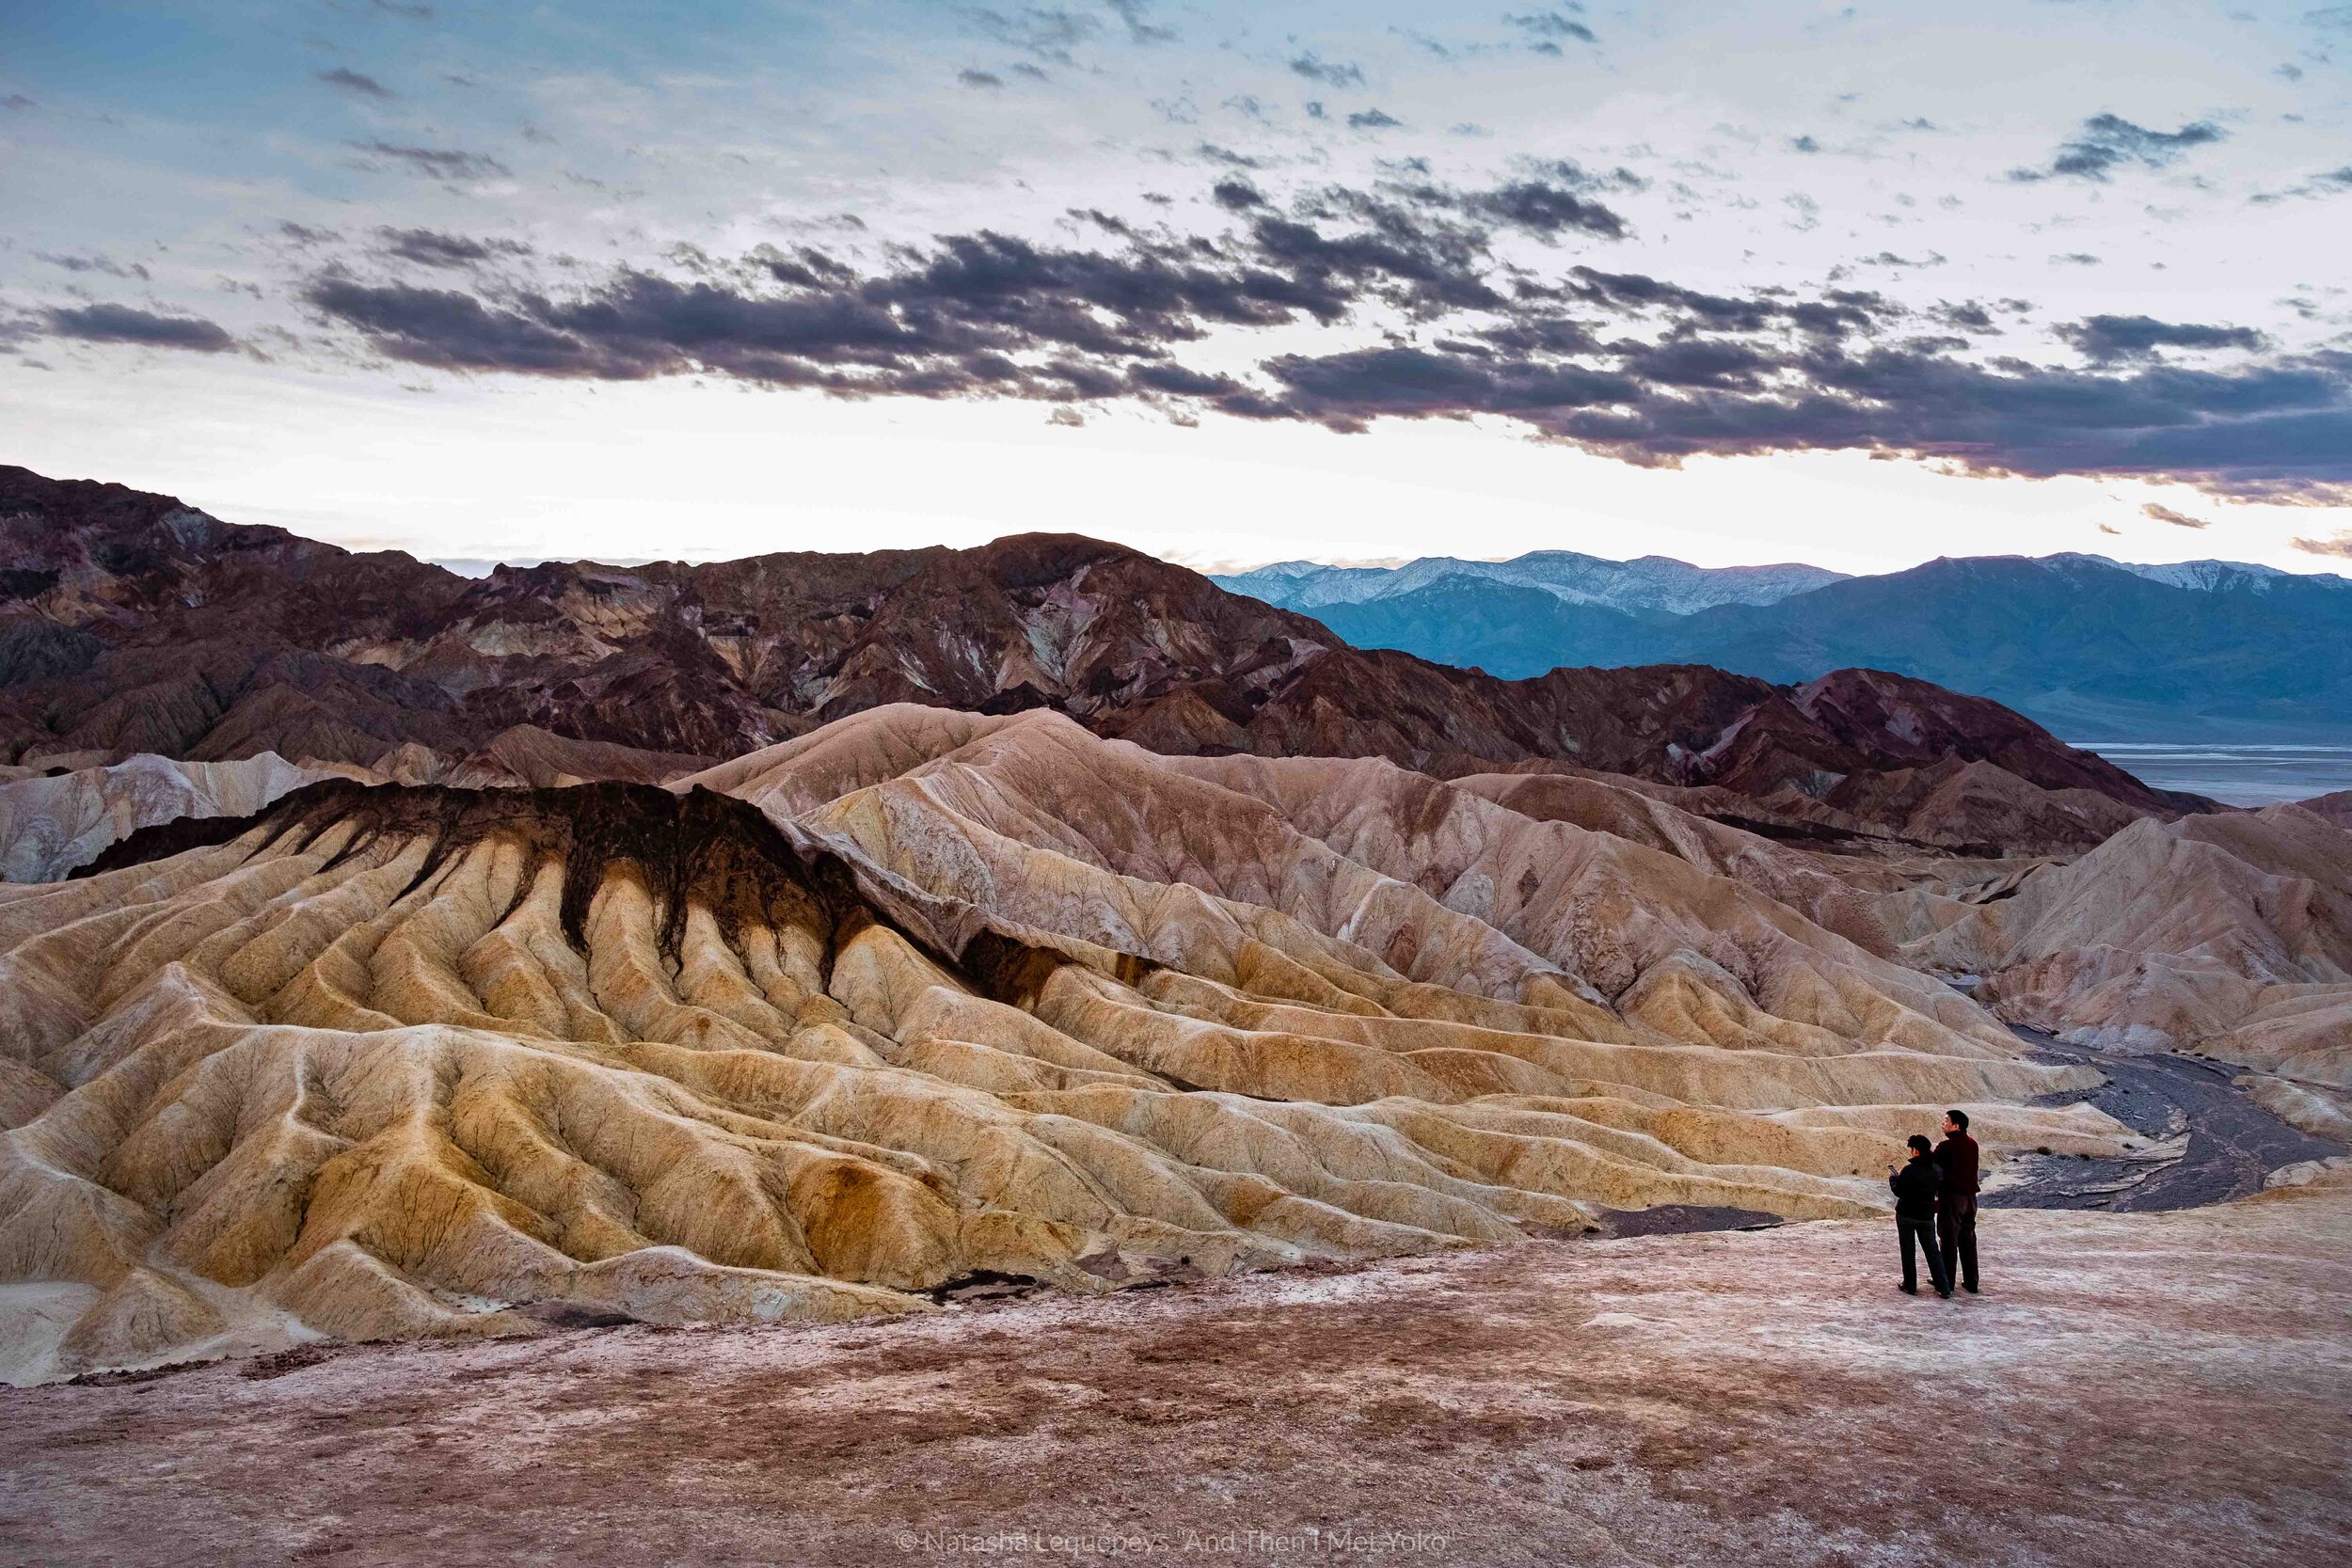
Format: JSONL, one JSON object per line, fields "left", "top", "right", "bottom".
{"left": 0, "top": 466, "right": 2204, "bottom": 849}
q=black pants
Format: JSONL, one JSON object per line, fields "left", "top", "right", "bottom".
{"left": 1940, "top": 1195, "right": 1979, "bottom": 1291}
{"left": 1899, "top": 1216, "right": 1950, "bottom": 1294}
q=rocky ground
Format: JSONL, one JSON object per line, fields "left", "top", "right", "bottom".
{"left": 5, "top": 1173, "right": 2346, "bottom": 1568}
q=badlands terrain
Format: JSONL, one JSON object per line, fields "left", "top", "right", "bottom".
{"left": 0, "top": 471, "right": 2347, "bottom": 1561}
{"left": 0, "top": 695, "right": 2343, "bottom": 1377}
{"left": 4, "top": 705, "right": 2161, "bottom": 1382}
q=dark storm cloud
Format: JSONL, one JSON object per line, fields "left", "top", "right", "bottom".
{"left": 296, "top": 172, "right": 2352, "bottom": 502}
{"left": 1935, "top": 302, "right": 1999, "bottom": 333}
{"left": 1195, "top": 143, "right": 1263, "bottom": 167}
{"left": 305, "top": 220, "right": 1394, "bottom": 389}
{"left": 1347, "top": 108, "right": 1402, "bottom": 130}
{"left": 1563, "top": 266, "right": 1889, "bottom": 334}
{"left": 1065, "top": 208, "right": 1137, "bottom": 239}
{"left": 1288, "top": 53, "right": 1365, "bottom": 88}
{"left": 1505, "top": 11, "right": 1597, "bottom": 47}
{"left": 1359, "top": 164, "right": 1631, "bottom": 242}
{"left": 1458, "top": 180, "right": 1627, "bottom": 238}
{"left": 2059, "top": 314, "right": 2268, "bottom": 361}
{"left": 1247, "top": 343, "right": 1638, "bottom": 429}
{"left": 2141, "top": 502, "right": 2211, "bottom": 529}
{"left": 304, "top": 181, "right": 1586, "bottom": 387}
{"left": 318, "top": 67, "right": 396, "bottom": 100}
{"left": 352, "top": 141, "right": 512, "bottom": 181}
{"left": 2250, "top": 166, "right": 2352, "bottom": 204}
{"left": 36, "top": 252, "right": 151, "bottom": 280}
{"left": 1523, "top": 156, "right": 1645, "bottom": 194}
{"left": 959, "top": 69, "right": 1006, "bottom": 87}
{"left": 2010, "top": 114, "right": 2226, "bottom": 182}
{"left": 43, "top": 303, "right": 238, "bottom": 352}
{"left": 305, "top": 278, "right": 637, "bottom": 375}
{"left": 1369, "top": 341, "right": 2352, "bottom": 501}
{"left": 1248, "top": 220, "right": 1498, "bottom": 314}
{"left": 375, "top": 228, "right": 533, "bottom": 268}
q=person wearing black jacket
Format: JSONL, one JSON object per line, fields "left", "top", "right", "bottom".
{"left": 1888, "top": 1134, "right": 1952, "bottom": 1297}
{"left": 1936, "top": 1108, "right": 1981, "bottom": 1294}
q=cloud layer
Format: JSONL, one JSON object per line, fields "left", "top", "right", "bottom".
{"left": 267, "top": 169, "right": 2352, "bottom": 502}
{"left": 2010, "top": 115, "right": 2226, "bottom": 182}
{"left": 42, "top": 304, "right": 238, "bottom": 353}
{"left": 10, "top": 0, "right": 2350, "bottom": 546}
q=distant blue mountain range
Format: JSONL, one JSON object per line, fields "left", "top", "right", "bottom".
{"left": 1213, "top": 551, "right": 2352, "bottom": 743}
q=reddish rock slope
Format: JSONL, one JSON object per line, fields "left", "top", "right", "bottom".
{"left": 0, "top": 467, "right": 2201, "bottom": 847}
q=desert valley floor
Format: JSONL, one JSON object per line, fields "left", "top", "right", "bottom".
{"left": 4, "top": 1171, "right": 2347, "bottom": 1567}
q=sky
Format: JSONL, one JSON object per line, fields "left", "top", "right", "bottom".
{"left": 2, "top": 1, "right": 2350, "bottom": 577}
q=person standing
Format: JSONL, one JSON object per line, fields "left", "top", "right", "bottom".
{"left": 1888, "top": 1134, "right": 1951, "bottom": 1297}
{"left": 1936, "top": 1108, "right": 1981, "bottom": 1294}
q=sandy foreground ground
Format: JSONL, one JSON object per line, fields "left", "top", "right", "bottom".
{"left": 5, "top": 1178, "right": 2348, "bottom": 1568}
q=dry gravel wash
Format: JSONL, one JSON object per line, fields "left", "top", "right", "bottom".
{"left": 5, "top": 1177, "right": 2348, "bottom": 1568}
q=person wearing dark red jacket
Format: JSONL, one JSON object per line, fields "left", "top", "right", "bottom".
{"left": 1888, "top": 1135, "right": 1952, "bottom": 1297}
{"left": 1936, "top": 1109, "right": 1981, "bottom": 1293}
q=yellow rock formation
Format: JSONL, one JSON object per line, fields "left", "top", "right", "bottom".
{"left": 0, "top": 707, "right": 2125, "bottom": 1381}
{"left": 1915, "top": 803, "right": 2352, "bottom": 1083}
{"left": 0, "top": 752, "right": 366, "bottom": 881}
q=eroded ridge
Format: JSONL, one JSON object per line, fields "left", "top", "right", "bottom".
{"left": 2, "top": 746, "right": 2122, "bottom": 1383}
